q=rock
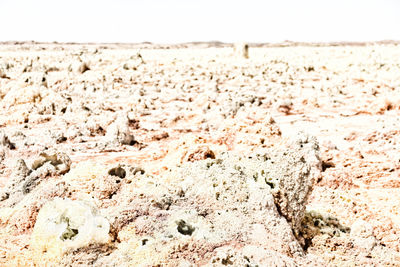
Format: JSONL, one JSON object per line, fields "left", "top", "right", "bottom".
{"left": 85, "top": 117, "right": 107, "bottom": 137}
{"left": 51, "top": 130, "right": 67, "bottom": 144}
{"left": 97, "top": 133, "right": 321, "bottom": 265}
{"left": 14, "top": 159, "right": 30, "bottom": 178}
{"left": 65, "top": 126, "right": 80, "bottom": 140}
{"left": 301, "top": 209, "right": 351, "bottom": 242}
{"left": 31, "top": 148, "right": 71, "bottom": 175}
{"left": 31, "top": 198, "right": 110, "bottom": 265}
{"left": 105, "top": 114, "right": 136, "bottom": 146}
{"left": 196, "top": 132, "right": 321, "bottom": 241}
{"left": 78, "top": 62, "right": 90, "bottom": 73}
{"left": 161, "top": 135, "right": 219, "bottom": 169}
{"left": 0, "top": 68, "right": 8, "bottom": 78}
{"left": 122, "top": 52, "right": 145, "bottom": 70}
{"left": 0, "top": 147, "right": 5, "bottom": 162}
{"left": 0, "top": 130, "right": 16, "bottom": 149}
{"left": 1, "top": 150, "right": 71, "bottom": 206}
{"left": 277, "top": 99, "right": 293, "bottom": 114}
{"left": 108, "top": 165, "right": 127, "bottom": 179}
{"left": 0, "top": 159, "right": 30, "bottom": 202}
{"left": 22, "top": 161, "right": 57, "bottom": 194}
{"left": 233, "top": 42, "right": 249, "bottom": 59}
{"left": 71, "top": 61, "right": 90, "bottom": 74}
{"left": 184, "top": 145, "right": 215, "bottom": 162}
{"left": 127, "top": 111, "right": 136, "bottom": 122}
{"left": 112, "top": 134, "right": 320, "bottom": 265}
{"left": 267, "top": 133, "right": 322, "bottom": 239}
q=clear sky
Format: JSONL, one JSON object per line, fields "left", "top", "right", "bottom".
{"left": 0, "top": 0, "right": 399, "bottom": 43}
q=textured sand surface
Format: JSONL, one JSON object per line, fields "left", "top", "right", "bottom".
{"left": 1, "top": 43, "right": 400, "bottom": 266}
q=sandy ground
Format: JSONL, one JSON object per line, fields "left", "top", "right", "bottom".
{"left": 0, "top": 43, "right": 400, "bottom": 266}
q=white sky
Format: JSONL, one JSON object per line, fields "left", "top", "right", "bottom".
{"left": 0, "top": 0, "right": 399, "bottom": 43}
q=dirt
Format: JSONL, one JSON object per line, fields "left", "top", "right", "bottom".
{"left": 0, "top": 42, "right": 400, "bottom": 266}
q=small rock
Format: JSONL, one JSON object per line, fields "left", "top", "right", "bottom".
{"left": 31, "top": 198, "right": 110, "bottom": 265}
{"left": 0, "top": 130, "right": 16, "bottom": 149}
{"left": 122, "top": 52, "right": 145, "bottom": 70}
{"left": 105, "top": 115, "right": 136, "bottom": 146}
{"left": 0, "top": 68, "right": 8, "bottom": 79}
{"left": 233, "top": 43, "right": 249, "bottom": 59}
{"left": 77, "top": 62, "right": 90, "bottom": 73}
{"left": 70, "top": 61, "right": 90, "bottom": 74}
{"left": 51, "top": 130, "right": 67, "bottom": 144}
{"left": 23, "top": 161, "right": 57, "bottom": 194}
{"left": 0, "top": 147, "right": 5, "bottom": 162}
{"left": 277, "top": 99, "right": 293, "bottom": 114}
{"left": 184, "top": 145, "right": 215, "bottom": 162}
{"left": 31, "top": 148, "right": 71, "bottom": 175}
{"left": 0, "top": 159, "right": 30, "bottom": 201}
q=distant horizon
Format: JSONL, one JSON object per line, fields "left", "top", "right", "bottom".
{"left": 1, "top": 0, "right": 399, "bottom": 43}
{"left": 1, "top": 39, "right": 399, "bottom": 46}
